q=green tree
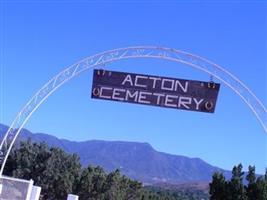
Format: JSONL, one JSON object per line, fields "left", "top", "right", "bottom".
{"left": 228, "top": 164, "right": 247, "bottom": 200}
{"left": 5, "top": 140, "right": 81, "bottom": 200}
{"left": 209, "top": 164, "right": 249, "bottom": 200}
{"left": 246, "top": 165, "right": 259, "bottom": 200}
{"left": 254, "top": 169, "right": 267, "bottom": 200}
{"left": 75, "top": 165, "right": 107, "bottom": 200}
{"left": 209, "top": 172, "right": 228, "bottom": 200}
{"left": 103, "top": 169, "right": 142, "bottom": 200}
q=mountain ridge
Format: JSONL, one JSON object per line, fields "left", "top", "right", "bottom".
{"left": 0, "top": 123, "right": 230, "bottom": 184}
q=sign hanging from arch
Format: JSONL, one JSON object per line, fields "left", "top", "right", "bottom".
{"left": 91, "top": 69, "right": 220, "bottom": 113}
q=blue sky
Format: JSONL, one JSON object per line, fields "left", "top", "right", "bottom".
{"left": 0, "top": 0, "right": 266, "bottom": 174}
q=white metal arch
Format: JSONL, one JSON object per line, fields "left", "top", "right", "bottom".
{"left": 0, "top": 46, "right": 266, "bottom": 176}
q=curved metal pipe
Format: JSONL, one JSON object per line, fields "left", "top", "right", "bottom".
{"left": 0, "top": 46, "right": 266, "bottom": 176}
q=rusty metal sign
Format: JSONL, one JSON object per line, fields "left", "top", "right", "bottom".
{"left": 91, "top": 69, "right": 220, "bottom": 113}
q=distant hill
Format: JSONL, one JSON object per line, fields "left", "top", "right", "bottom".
{"left": 0, "top": 123, "right": 230, "bottom": 185}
